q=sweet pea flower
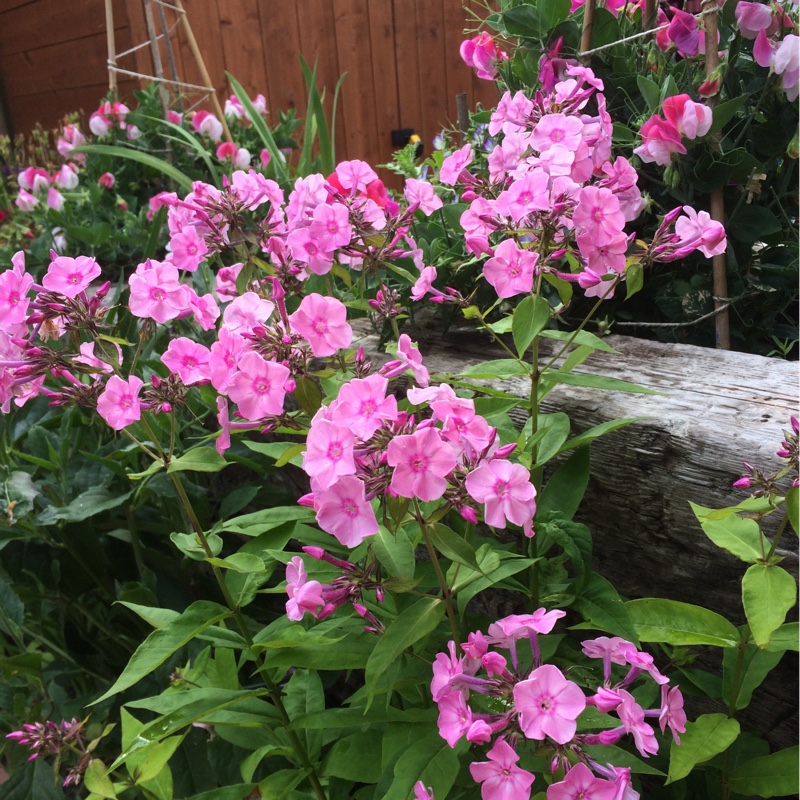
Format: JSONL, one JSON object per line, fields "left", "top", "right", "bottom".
{"left": 43, "top": 254, "right": 101, "bottom": 298}
{"left": 661, "top": 95, "right": 712, "bottom": 140}
{"left": 227, "top": 351, "right": 290, "bottom": 420}
{"left": 735, "top": 1, "right": 775, "bottom": 38}
{"left": 414, "top": 781, "right": 434, "bottom": 800}
{"left": 18, "top": 167, "right": 50, "bottom": 194}
{"left": 289, "top": 294, "right": 352, "bottom": 357}
{"left": 469, "top": 739, "right": 535, "bottom": 800}
{"left": 773, "top": 34, "right": 800, "bottom": 101}
{"left": 57, "top": 124, "right": 85, "bottom": 158}
{"left": 98, "top": 172, "right": 116, "bottom": 189}
{"left": 460, "top": 31, "right": 509, "bottom": 80}
{"left": 634, "top": 116, "right": 686, "bottom": 166}
{"left": 54, "top": 164, "right": 80, "bottom": 190}
{"left": 192, "top": 110, "right": 224, "bottom": 141}
{"left": 97, "top": 375, "right": 143, "bottom": 430}
{"left": 15, "top": 189, "right": 38, "bottom": 211}
{"left": 514, "top": 664, "right": 586, "bottom": 744}
{"left": 667, "top": 8, "right": 700, "bottom": 57}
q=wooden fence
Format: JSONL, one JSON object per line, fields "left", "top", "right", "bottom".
{"left": 0, "top": 0, "right": 498, "bottom": 174}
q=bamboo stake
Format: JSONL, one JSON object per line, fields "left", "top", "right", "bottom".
{"left": 580, "top": 0, "right": 597, "bottom": 63}
{"left": 104, "top": 0, "right": 118, "bottom": 94}
{"left": 456, "top": 93, "right": 469, "bottom": 144}
{"left": 155, "top": 0, "right": 183, "bottom": 111}
{"left": 644, "top": 0, "right": 657, "bottom": 31}
{"left": 702, "top": 0, "right": 730, "bottom": 349}
{"left": 173, "top": 0, "right": 233, "bottom": 143}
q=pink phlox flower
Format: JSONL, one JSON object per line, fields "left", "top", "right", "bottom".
{"left": 208, "top": 328, "right": 248, "bottom": 393}
{"left": 162, "top": 337, "right": 211, "bottom": 385}
{"left": 659, "top": 685, "right": 687, "bottom": 743}
{"left": 773, "top": 34, "right": 800, "bottom": 101}
{"left": 578, "top": 232, "right": 629, "bottom": 276}
{"left": 487, "top": 609, "right": 567, "bottom": 647}
{"left": 222, "top": 291, "right": 275, "bottom": 335}
{"left": 286, "top": 173, "right": 328, "bottom": 225}
{"left": 303, "top": 417, "right": 357, "bottom": 489}
{"left": 494, "top": 171, "right": 550, "bottom": 222}
{"left": 309, "top": 202, "right": 353, "bottom": 251}
{"left": 481, "top": 651, "right": 508, "bottom": 678}
{"left": 227, "top": 351, "right": 289, "bottom": 420}
{"left": 231, "top": 169, "right": 283, "bottom": 212}
{"left": 462, "top": 630, "right": 490, "bottom": 663}
{"left": 634, "top": 116, "right": 686, "bottom": 166}
{"left": 414, "top": 781, "right": 435, "bottom": 800}
{"left": 461, "top": 197, "right": 499, "bottom": 239}
{"left": 514, "top": 664, "right": 586, "bottom": 744}
{"left": 546, "top": 763, "right": 617, "bottom": 800}
{"left": 0, "top": 257, "right": 34, "bottom": 329}
{"left": 588, "top": 687, "right": 624, "bottom": 713}
{"left": 216, "top": 263, "right": 244, "bottom": 302}
{"left": 74, "top": 341, "right": 121, "bottom": 374}
{"left": 411, "top": 266, "right": 441, "bottom": 302}
{"left": 539, "top": 39, "right": 578, "bottom": 95}
{"left": 334, "top": 160, "right": 379, "bottom": 195}
{"left": 467, "top": 719, "right": 494, "bottom": 744}
{"left": 169, "top": 226, "right": 208, "bottom": 272}
{"left": 387, "top": 426, "right": 458, "bottom": 502}
{"left": 288, "top": 227, "right": 335, "bottom": 275}
{"left": 465, "top": 458, "right": 537, "bottom": 535}
{"left": 617, "top": 691, "right": 659, "bottom": 757}
{"left": 314, "top": 475, "right": 378, "bottom": 547}
{"left": 662, "top": 94, "right": 712, "bottom": 140}
{"left": 128, "top": 259, "right": 191, "bottom": 323}
{"left": 437, "top": 691, "right": 474, "bottom": 747}
{"left": 439, "top": 144, "right": 474, "bottom": 186}
{"left": 735, "top": 1, "right": 775, "bottom": 38}
{"left": 573, "top": 186, "right": 626, "bottom": 246}
{"left": 460, "top": 31, "right": 508, "bottom": 80}
{"left": 482, "top": 239, "right": 539, "bottom": 299}
{"left": 531, "top": 114, "right": 585, "bottom": 153}
{"left": 469, "top": 739, "right": 535, "bottom": 800}
{"left": 488, "top": 131, "right": 531, "bottom": 182}
{"left": 192, "top": 110, "right": 224, "bottom": 141}
{"left": 97, "top": 375, "right": 143, "bottom": 430}
{"left": 617, "top": 642, "right": 669, "bottom": 685}
{"left": 667, "top": 7, "right": 700, "bottom": 56}
{"left": 407, "top": 382, "right": 457, "bottom": 408}
{"left": 188, "top": 290, "right": 221, "bottom": 331}
{"left": 332, "top": 374, "right": 397, "bottom": 440}
{"left": 599, "top": 157, "right": 645, "bottom": 222}
{"left": 289, "top": 293, "right": 352, "bottom": 357}
{"left": 404, "top": 178, "right": 443, "bottom": 215}
{"left": 432, "top": 640, "right": 468, "bottom": 701}
{"left": 674, "top": 206, "right": 727, "bottom": 258}
{"left": 381, "top": 334, "right": 430, "bottom": 387}
{"left": 489, "top": 90, "right": 534, "bottom": 137}
{"left": 285, "top": 556, "right": 325, "bottom": 620}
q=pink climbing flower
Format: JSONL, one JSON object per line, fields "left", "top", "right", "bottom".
{"left": 97, "top": 375, "right": 143, "bottom": 431}
{"left": 285, "top": 556, "right": 325, "bottom": 621}
{"left": 192, "top": 110, "right": 223, "bottom": 141}
{"left": 98, "top": 172, "right": 116, "bottom": 189}
{"left": 226, "top": 351, "right": 289, "bottom": 420}
{"left": 414, "top": 781, "right": 434, "bottom": 800}
{"left": 513, "top": 664, "right": 586, "bottom": 744}
{"left": 161, "top": 338, "right": 211, "bottom": 385}
{"left": 661, "top": 95, "right": 712, "bottom": 140}
{"left": 667, "top": 8, "right": 700, "bottom": 57}
{"left": 460, "top": 32, "right": 508, "bottom": 80}
{"left": 469, "top": 739, "right": 535, "bottom": 800}
{"left": 546, "top": 763, "right": 617, "bottom": 800}
{"left": 634, "top": 116, "right": 686, "bottom": 167}
{"left": 387, "top": 427, "right": 458, "bottom": 502}
{"left": 289, "top": 294, "right": 352, "bottom": 357}
{"left": 465, "top": 459, "right": 537, "bottom": 536}
{"left": 314, "top": 475, "right": 378, "bottom": 547}
{"left": 303, "top": 418, "right": 356, "bottom": 489}
{"left": 42, "top": 254, "right": 101, "bottom": 298}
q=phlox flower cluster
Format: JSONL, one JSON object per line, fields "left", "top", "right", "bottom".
{"left": 298, "top": 365, "right": 537, "bottom": 549}
{"left": 734, "top": 416, "right": 799, "bottom": 493}
{"left": 431, "top": 615, "right": 686, "bottom": 800}
{"left": 6, "top": 718, "right": 90, "bottom": 788}
{"left": 418, "top": 64, "right": 725, "bottom": 303}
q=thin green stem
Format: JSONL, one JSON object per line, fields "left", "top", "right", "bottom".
{"left": 414, "top": 500, "right": 461, "bottom": 647}
{"left": 765, "top": 512, "right": 790, "bottom": 563}
{"left": 120, "top": 428, "right": 160, "bottom": 463}
{"left": 126, "top": 504, "right": 146, "bottom": 582}
{"left": 721, "top": 624, "right": 751, "bottom": 800}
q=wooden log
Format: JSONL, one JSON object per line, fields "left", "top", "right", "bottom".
{"left": 354, "top": 321, "right": 798, "bottom": 746}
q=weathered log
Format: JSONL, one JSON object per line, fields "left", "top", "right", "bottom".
{"left": 354, "top": 321, "right": 799, "bottom": 747}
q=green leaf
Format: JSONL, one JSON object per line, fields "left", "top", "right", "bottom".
{"left": 458, "top": 358, "right": 528, "bottom": 379}
{"left": 372, "top": 525, "right": 416, "bottom": 578}
{"left": 91, "top": 601, "right": 231, "bottom": 704}
{"left": 728, "top": 205, "right": 783, "bottom": 242}
{"left": 243, "top": 440, "right": 305, "bottom": 468}
{"left": 167, "top": 447, "right": 228, "bottom": 474}
{"left": 537, "top": 446, "right": 590, "bottom": 521}
{"left": 742, "top": 564, "right": 797, "bottom": 647}
{"left": 531, "top": 412, "right": 571, "bottom": 467}
{"left": 35, "top": 485, "right": 133, "bottom": 525}
{"left": 626, "top": 598, "right": 740, "bottom": 647}
{"left": 293, "top": 375, "right": 323, "bottom": 417}
{"left": 427, "top": 523, "right": 481, "bottom": 572}
{"left": 128, "top": 460, "right": 165, "bottom": 481}
{"left": 323, "top": 731, "right": 383, "bottom": 783}
{"left": 667, "top": 713, "right": 740, "bottom": 783}
{"left": 365, "top": 598, "right": 443, "bottom": 698}
{"left": 786, "top": 487, "right": 798, "bottom": 535}
{"left": 637, "top": 78, "right": 661, "bottom": 114}
{"left": 691, "top": 503, "right": 770, "bottom": 563}
{"left": 539, "top": 329, "right": 618, "bottom": 353}
{"left": 574, "top": 573, "right": 639, "bottom": 643}
{"left": 513, "top": 295, "right": 551, "bottom": 357}
{"left": 75, "top": 143, "right": 193, "bottom": 192}
{"left": 556, "top": 418, "right": 643, "bottom": 456}
{"left": 723, "top": 640, "right": 785, "bottom": 711}
{"left": 710, "top": 96, "right": 748, "bottom": 135}
{"left": 542, "top": 371, "right": 661, "bottom": 394}
{"left": 501, "top": 5, "right": 542, "bottom": 38}
{"left": 84, "top": 759, "right": 118, "bottom": 798}
{"left": 298, "top": 54, "right": 341, "bottom": 175}
{"left": 383, "top": 733, "right": 462, "bottom": 800}
{"left": 207, "top": 552, "right": 266, "bottom": 573}
{"left": 538, "top": 0, "right": 571, "bottom": 31}
{"left": 728, "top": 746, "right": 800, "bottom": 797}
{"left": 170, "top": 531, "right": 223, "bottom": 560}
{"left": 626, "top": 263, "right": 644, "bottom": 299}
{"left": 283, "top": 668, "right": 325, "bottom": 762}
{"left": 764, "top": 622, "right": 799, "bottom": 652}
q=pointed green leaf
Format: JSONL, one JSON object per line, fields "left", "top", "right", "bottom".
{"left": 556, "top": 418, "right": 643, "bottom": 456}
{"left": 427, "top": 523, "right": 481, "bottom": 572}
{"left": 786, "top": 487, "right": 798, "bottom": 535}
{"left": 84, "top": 759, "right": 117, "bottom": 798}
{"left": 537, "top": 446, "right": 590, "bottom": 521}
{"left": 723, "top": 641, "right": 784, "bottom": 711}
{"left": 574, "top": 574, "right": 639, "bottom": 643}
{"left": 75, "top": 143, "right": 193, "bottom": 192}
{"left": 742, "top": 564, "right": 797, "bottom": 647}
{"left": 91, "top": 601, "right": 231, "bottom": 704}
{"left": 542, "top": 371, "right": 661, "bottom": 394}
{"left": 372, "top": 525, "right": 416, "bottom": 578}
{"left": 293, "top": 376, "right": 323, "bottom": 417}
{"left": 728, "top": 746, "right": 800, "bottom": 798}
{"left": 667, "top": 714, "right": 740, "bottom": 783}
{"left": 167, "top": 447, "right": 228, "bottom": 474}
{"left": 691, "top": 503, "right": 770, "bottom": 563}
{"left": 513, "top": 295, "right": 551, "bottom": 357}
{"left": 539, "top": 329, "right": 618, "bottom": 353}
{"left": 764, "top": 622, "right": 799, "bottom": 652}
{"left": 626, "top": 598, "right": 740, "bottom": 647}
{"left": 637, "top": 76, "right": 662, "bottom": 113}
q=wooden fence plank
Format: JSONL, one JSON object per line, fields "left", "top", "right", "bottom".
{"left": 366, "top": 0, "right": 399, "bottom": 176}
{"left": 391, "top": 0, "right": 423, "bottom": 152}
{"left": 259, "top": 0, "right": 306, "bottom": 118}
{"left": 414, "top": 0, "right": 450, "bottom": 151}
{"left": 218, "top": 0, "right": 268, "bottom": 102}
{"left": 174, "top": 0, "right": 227, "bottom": 99}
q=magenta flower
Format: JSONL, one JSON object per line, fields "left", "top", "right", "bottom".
{"left": 674, "top": 206, "right": 727, "bottom": 258}
{"left": 465, "top": 459, "right": 537, "bottom": 536}
{"left": 617, "top": 690, "right": 658, "bottom": 757}
{"left": 513, "top": 664, "right": 586, "bottom": 744}
{"left": 128, "top": 259, "right": 191, "bottom": 323}
{"left": 227, "top": 351, "right": 289, "bottom": 420}
{"left": 572, "top": 187, "right": 626, "bottom": 246}
{"left": 288, "top": 227, "right": 335, "bottom": 275}
{"left": 42, "top": 255, "right": 101, "bottom": 298}
{"left": 469, "top": 739, "right": 535, "bottom": 800}
{"left": 431, "top": 640, "right": 467, "bottom": 701}
{"left": 314, "top": 476, "right": 378, "bottom": 547}
{"left": 285, "top": 556, "right": 325, "bottom": 621}
{"left": 303, "top": 418, "right": 356, "bottom": 489}
{"left": 0, "top": 256, "right": 33, "bottom": 330}
{"left": 309, "top": 202, "right": 353, "bottom": 251}
{"left": 208, "top": 328, "right": 248, "bottom": 393}
{"left": 162, "top": 338, "right": 211, "bottom": 385}
{"left": 414, "top": 781, "right": 434, "bottom": 800}
{"left": 483, "top": 239, "right": 539, "bottom": 299}
{"left": 633, "top": 116, "right": 686, "bottom": 167}
{"left": 487, "top": 609, "right": 567, "bottom": 646}
{"left": 332, "top": 374, "right": 397, "bottom": 440}
{"left": 97, "top": 375, "right": 144, "bottom": 431}
{"left": 169, "top": 227, "right": 208, "bottom": 272}
{"left": 439, "top": 144, "right": 474, "bottom": 186}
{"left": 662, "top": 95, "right": 712, "bottom": 140}
{"left": 221, "top": 291, "right": 275, "bottom": 335}
{"left": 387, "top": 427, "right": 458, "bottom": 502}
{"left": 667, "top": 8, "right": 700, "bottom": 57}
{"left": 547, "top": 763, "right": 617, "bottom": 800}
{"left": 289, "top": 294, "right": 352, "bottom": 357}
{"left": 735, "top": 1, "right": 774, "bottom": 38}
{"left": 436, "top": 690, "right": 473, "bottom": 747}
{"left": 460, "top": 32, "right": 508, "bottom": 81}
{"left": 659, "top": 685, "right": 687, "bottom": 744}
{"left": 381, "top": 334, "right": 430, "bottom": 387}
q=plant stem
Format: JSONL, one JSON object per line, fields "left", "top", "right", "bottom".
{"left": 765, "top": 511, "right": 790, "bottom": 562}
{"left": 414, "top": 500, "right": 461, "bottom": 647}
{"left": 721, "top": 624, "right": 751, "bottom": 800}
{"left": 125, "top": 504, "right": 146, "bottom": 582}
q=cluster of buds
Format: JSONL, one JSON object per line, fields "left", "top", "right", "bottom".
{"left": 284, "top": 547, "right": 386, "bottom": 634}
{"left": 734, "top": 417, "right": 800, "bottom": 494}
{"left": 430, "top": 612, "right": 686, "bottom": 800}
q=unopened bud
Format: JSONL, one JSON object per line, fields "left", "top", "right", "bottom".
{"left": 284, "top": 378, "right": 297, "bottom": 394}
{"left": 302, "top": 545, "right": 325, "bottom": 559}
